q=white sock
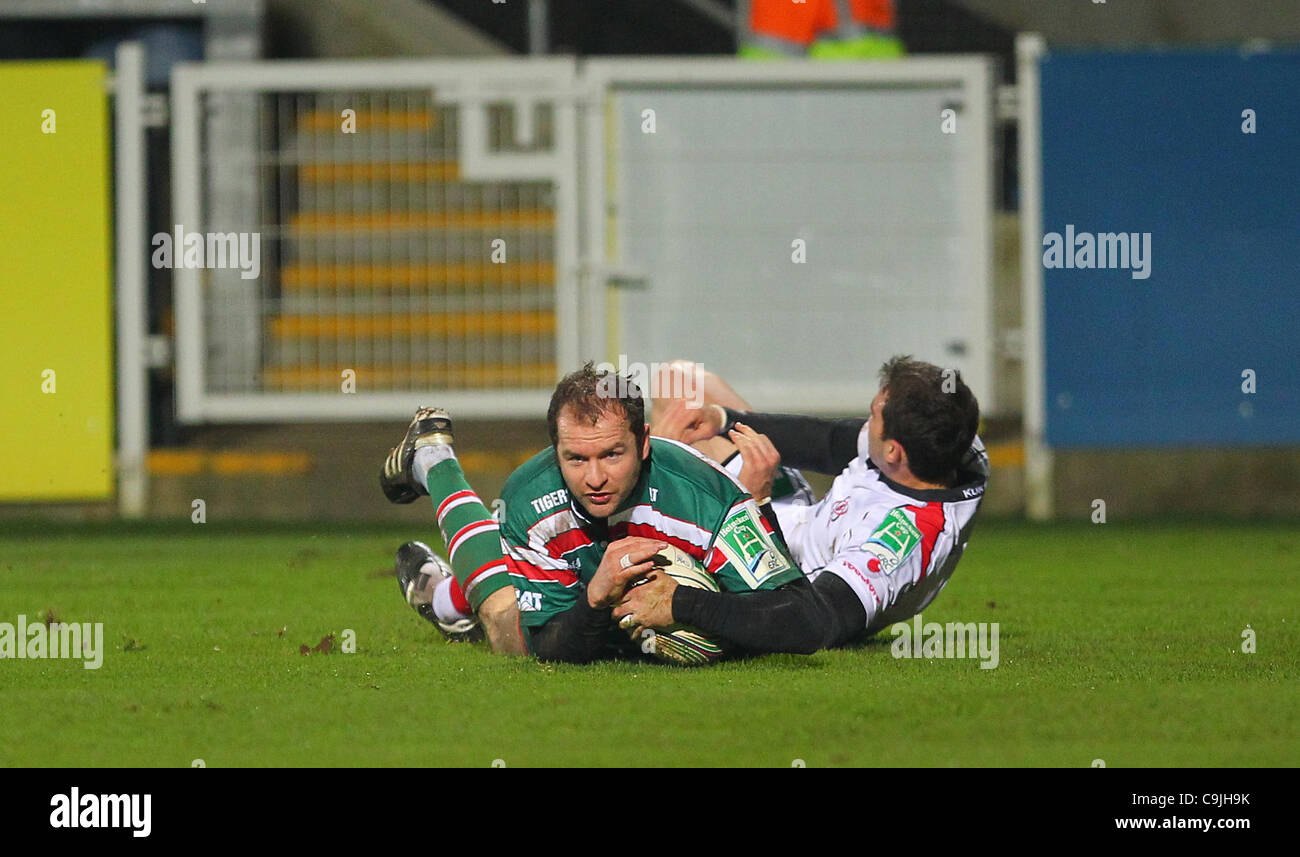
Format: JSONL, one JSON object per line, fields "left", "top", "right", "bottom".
{"left": 432, "top": 574, "right": 472, "bottom": 624}
{"left": 412, "top": 444, "right": 457, "bottom": 490}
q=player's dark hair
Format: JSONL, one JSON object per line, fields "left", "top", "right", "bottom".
{"left": 547, "top": 361, "right": 648, "bottom": 452}
{"left": 877, "top": 355, "right": 980, "bottom": 486}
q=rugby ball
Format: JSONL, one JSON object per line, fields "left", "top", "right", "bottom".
{"left": 625, "top": 545, "right": 725, "bottom": 666}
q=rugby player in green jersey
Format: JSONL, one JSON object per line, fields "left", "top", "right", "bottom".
{"left": 379, "top": 363, "right": 806, "bottom": 662}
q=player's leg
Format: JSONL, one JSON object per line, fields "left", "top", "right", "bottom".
{"left": 380, "top": 408, "right": 526, "bottom": 655}
{"left": 420, "top": 447, "right": 525, "bottom": 654}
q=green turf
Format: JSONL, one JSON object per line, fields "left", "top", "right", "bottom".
{"left": 0, "top": 519, "right": 1296, "bottom": 767}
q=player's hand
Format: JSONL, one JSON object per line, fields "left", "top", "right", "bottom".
{"left": 588, "top": 537, "right": 667, "bottom": 608}
{"left": 650, "top": 398, "right": 726, "bottom": 445}
{"left": 730, "top": 423, "right": 781, "bottom": 503}
{"left": 613, "top": 570, "right": 678, "bottom": 632}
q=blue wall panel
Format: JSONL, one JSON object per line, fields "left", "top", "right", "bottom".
{"left": 1040, "top": 50, "right": 1300, "bottom": 447}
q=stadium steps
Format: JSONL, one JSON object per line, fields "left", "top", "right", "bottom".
{"left": 279, "top": 261, "right": 555, "bottom": 290}
{"left": 270, "top": 311, "right": 554, "bottom": 338}
{"left": 258, "top": 90, "right": 558, "bottom": 395}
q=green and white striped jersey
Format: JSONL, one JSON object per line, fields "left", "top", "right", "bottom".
{"left": 499, "top": 437, "right": 803, "bottom": 628}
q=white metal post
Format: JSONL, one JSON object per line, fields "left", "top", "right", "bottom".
{"left": 554, "top": 92, "right": 582, "bottom": 377}
{"left": 170, "top": 65, "right": 205, "bottom": 423}
{"left": 1017, "top": 33, "right": 1053, "bottom": 520}
{"left": 579, "top": 82, "right": 609, "bottom": 364}
{"left": 114, "top": 42, "right": 149, "bottom": 518}
{"left": 963, "top": 58, "right": 996, "bottom": 431}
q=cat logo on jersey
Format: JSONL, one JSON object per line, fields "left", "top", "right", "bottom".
{"left": 716, "top": 504, "right": 791, "bottom": 588}
{"left": 861, "top": 508, "right": 922, "bottom": 575}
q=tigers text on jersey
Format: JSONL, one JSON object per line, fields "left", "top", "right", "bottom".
{"left": 499, "top": 437, "right": 803, "bottom": 629}
{"left": 776, "top": 432, "right": 989, "bottom": 636}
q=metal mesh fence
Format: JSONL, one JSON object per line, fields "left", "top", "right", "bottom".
{"left": 200, "top": 87, "right": 558, "bottom": 396}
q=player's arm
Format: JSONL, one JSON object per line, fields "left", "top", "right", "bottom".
{"left": 719, "top": 409, "right": 865, "bottom": 475}
{"left": 619, "top": 492, "right": 822, "bottom": 653}
{"left": 615, "top": 449, "right": 865, "bottom": 653}
{"left": 654, "top": 399, "right": 863, "bottom": 476}
{"left": 611, "top": 479, "right": 861, "bottom": 655}
{"left": 615, "top": 564, "right": 868, "bottom": 655}
{"left": 710, "top": 500, "right": 944, "bottom": 652}
{"left": 524, "top": 537, "right": 665, "bottom": 664}
{"left": 675, "top": 574, "right": 865, "bottom": 653}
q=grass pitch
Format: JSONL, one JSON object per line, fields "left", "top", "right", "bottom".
{"left": 1, "top": 519, "right": 1296, "bottom": 768}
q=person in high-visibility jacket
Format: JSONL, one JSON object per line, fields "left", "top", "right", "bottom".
{"left": 739, "top": 0, "right": 905, "bottom": 59}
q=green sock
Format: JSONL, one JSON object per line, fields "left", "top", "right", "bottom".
{"left": 427, "top": 458, "right": 513, "bottom": 612}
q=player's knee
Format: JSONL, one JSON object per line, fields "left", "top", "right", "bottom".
{"left": 478, "top": 587, "right": 517, "bottom": 625}
{"left": 477, "top": 588, "right": 527, "bottom": 655}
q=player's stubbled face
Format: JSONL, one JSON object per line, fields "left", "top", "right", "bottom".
{"left": 555, "top": 404, "right": 649, "bottom": 519}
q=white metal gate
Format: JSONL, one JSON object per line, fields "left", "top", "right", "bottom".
{"left": 170, "top": 59, "right": 581, "bottom": 421}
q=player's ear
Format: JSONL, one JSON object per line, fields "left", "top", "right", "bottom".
{"left": 640, "top": 425, "right": 651, "bottom": 459}
{"left": 886, "top": 438, "right": 907, "bottom": 469}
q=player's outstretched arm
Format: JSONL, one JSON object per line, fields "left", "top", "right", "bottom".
{"left": 615, "top": 573, "right": 865, "bottom": 655}
{"left": 615, "top": 482, "right": 836, "bottom": 654}
{"left": 651, "top": 398, "right": 864, "bottom": 477}
{"left": 719, "top": 409, "right": 865, "bottom": 475}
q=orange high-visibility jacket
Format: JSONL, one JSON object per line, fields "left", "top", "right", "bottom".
{"left": 749, "top": 0, "right": 897, "bottom": 49}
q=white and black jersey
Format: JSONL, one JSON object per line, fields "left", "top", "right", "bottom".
{"left": 777, "top": 428, "right": 987, "bottom": 635}
{"left": 672, "top": 410, "right": 987, "bottom": 651}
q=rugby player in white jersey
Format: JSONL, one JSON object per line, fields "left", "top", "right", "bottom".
{"left": 614, "top": 356, "right": 988, "bottom": 652}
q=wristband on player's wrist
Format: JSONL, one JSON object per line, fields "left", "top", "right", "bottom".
{"left": 719, "top": 406, "right": 742, "bottom": 437}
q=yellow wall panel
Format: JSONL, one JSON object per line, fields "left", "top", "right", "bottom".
{"left": 0, "top": 61, "right": 114, "bottom": 500}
